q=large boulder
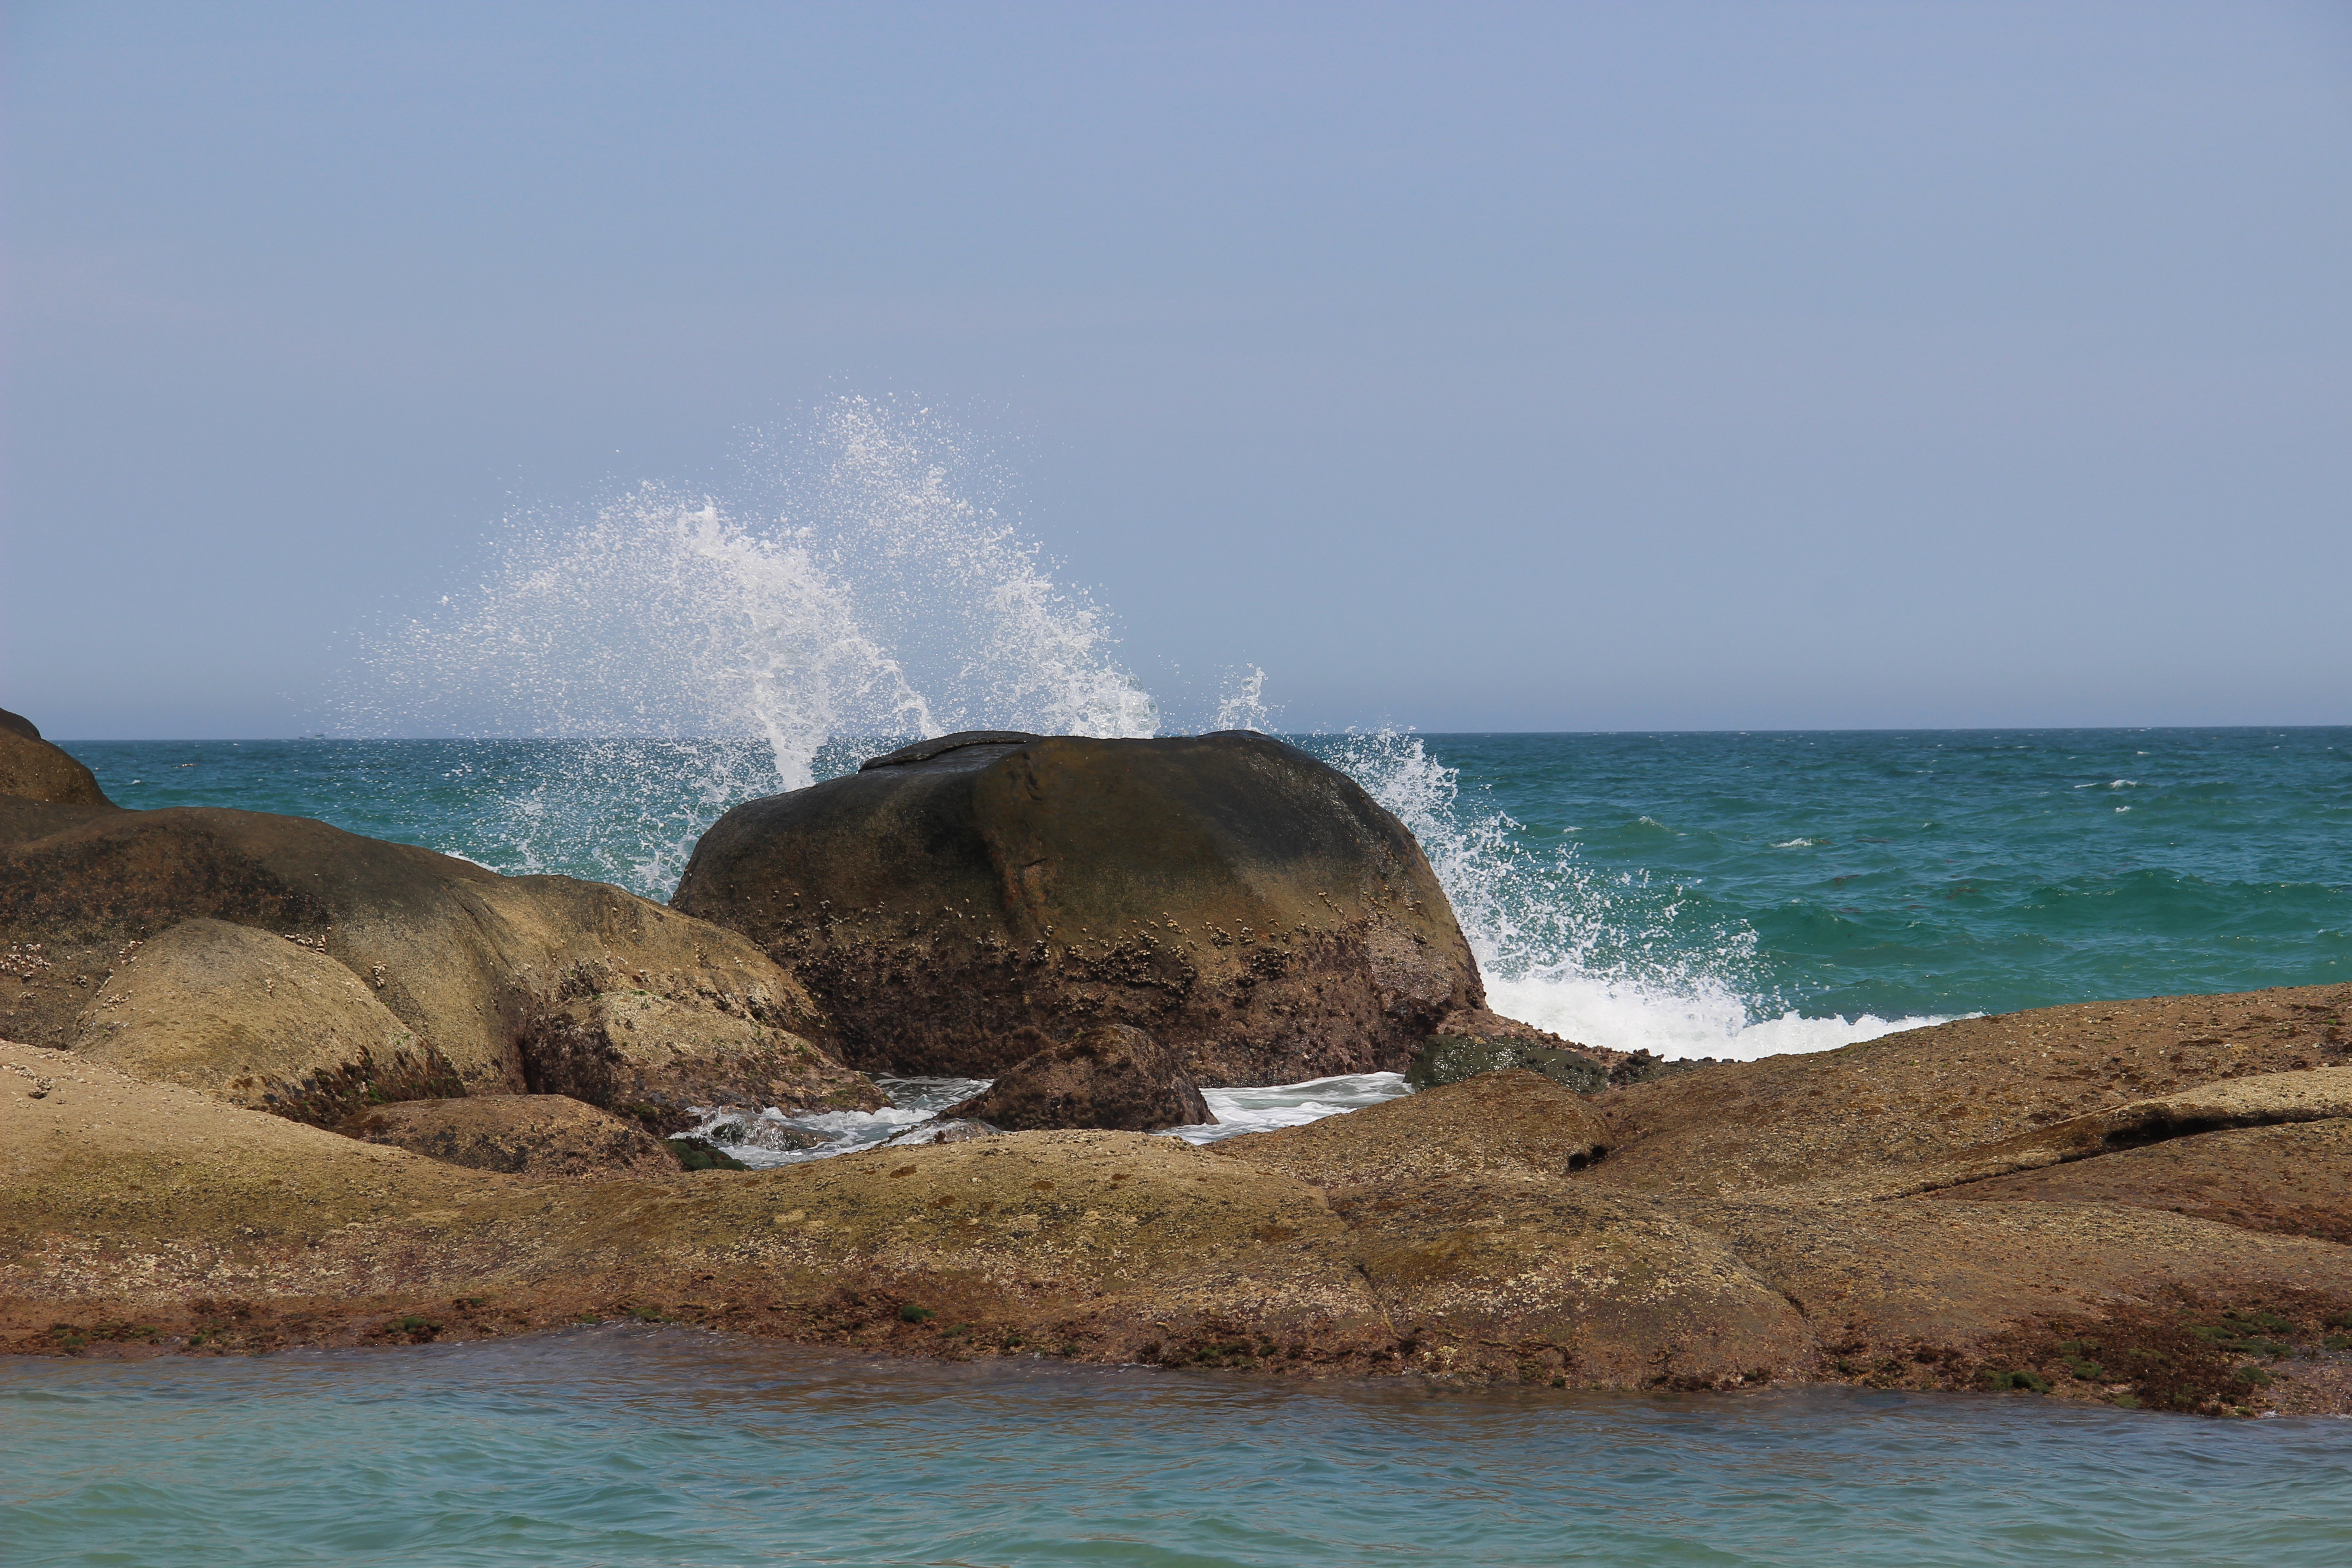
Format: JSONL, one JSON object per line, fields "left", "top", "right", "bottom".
{"left": 0, "top": 711, "right": 112, "bottom": 808}
{"left": 0, "top": 796, "right": 877, "bottom": 1123}
{"left": 945, "top": 1022, "right": 1213, "bottom": 1132}
{"left": 671, "top": 731, "right": 1484, "bottom": 1083}
{"left": 337, "top": 1095, "right": 680, "bottom": 1176}
{"left": 70, "top": 917, "right": 460, "bottom": 1118}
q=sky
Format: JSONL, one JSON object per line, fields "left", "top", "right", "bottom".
{"left": 5, "top": 1, "right": 2349, "bottom": 738}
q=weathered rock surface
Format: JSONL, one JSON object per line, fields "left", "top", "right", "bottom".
{"left": 671, "top": 731, "right": 1482, "bottom": 1084}
{"left": 1583, "top": 986, "right": 2352, "bottom": 1199}
{"left": 1229, "top": 1068, "right": 1611, "bottom": 1186}
{"left": 7, "top": 983, "right": 2352, "bottom": 1416}
{"left": 1407, "top": 1009, "right": 1715, "bottom": 1093}
{"left": 1920, "top": 1118, "right": 2352, "bottom": 1245}
{"left": 945, "top": 1023, "right": 1213, "bottom": 1132}
{"left": 69, "top": 918, "right": 459, "bottom": 1118}
{"left": 0, "top": 797, "right": 869, "bottom": 1123}
{"left": 524, "top": 987, "right": 882, "bottom": 1134}
{"left": 339, "top": 1095, "right": 680, "bottom": 1177}
{"left": 0, "top": 715, "right": 112, "bottom": 808}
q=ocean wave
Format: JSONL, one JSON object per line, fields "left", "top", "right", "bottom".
{"left": 1319, "top": 729, "right": 1942, "bottom": 1061}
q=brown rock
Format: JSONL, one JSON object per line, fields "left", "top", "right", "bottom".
{"left": 1221, "top": 1068, "right": 1610, "bottom": 1185}
{"left": 338, "top": 1095, "right": 680, "bottom": 1176}
{"left": 944, "top": 1023, "right": 1212, "bottom": 1132}
{"left": 672, "top": 730, "right": 1483, "bottom": 1084}
{"left": 1919, "top": 1118, "right": 2352, "bottom": 1244}
{"left": 69, "top": 917, "right": 458, "bottom": 1118}
{"left": 0, "top": 799, "right": 867, "bottom": 1124}
{"left": 0, "top": 713, "right": 112, "bottom": 808}
{"left": 1584, "top": 984, "right": 2352, "bottom": 1199}
{"left": 524, "top": 987, "right": 882, "bottom": 1134}
{"left": 10, "top": 983, "right": 2352, "bottom": 1416}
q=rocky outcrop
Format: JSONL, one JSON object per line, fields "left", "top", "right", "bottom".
{"left": 8, "top": 984, "right": 2352, "bottom": 1416}
{"left": 69, "top": 917, "right": 460, "bottom": 1118}
{"left": 0, "top": 713, "right": 112, "bottom": 808}
{"left": 338, "top": 1095, "right": 681, "bottom": 1177}
{"left": 671, "top": 731, "right": 1483, "bottom": 1083}
{"left": 944, "top": 1023, "right": 1212, "bottom": 1132}
{"left": 1581, "top": 985, "right": 2352, "bottom": 1200}
{"left": 0, "top": 797, "right": 861, "bottom": 1116}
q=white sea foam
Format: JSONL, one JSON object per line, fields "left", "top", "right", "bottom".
{"left": 686, "top": 1076, "right": 992, "bottom": 1167}
{"left": 1326, "top": 729, "right": 1945, "bottom": 1061}
{"left": 1167, "top": 1073, "right": 1412, "bottom": 1144}
{"left": 349, "top": 398, "right": 1154, "bottom": 892}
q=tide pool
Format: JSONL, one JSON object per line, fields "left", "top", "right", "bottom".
{"left": 6, "top": 1329, "right": 2351, "bottom": 1567}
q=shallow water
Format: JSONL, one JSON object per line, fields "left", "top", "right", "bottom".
{"left": 5, "top": 1330, "right": 2348, "bottom": 1567}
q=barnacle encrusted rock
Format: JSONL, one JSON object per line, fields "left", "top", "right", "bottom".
{"left": 671, "top": 731, "right": 1484, "bottom": 1084}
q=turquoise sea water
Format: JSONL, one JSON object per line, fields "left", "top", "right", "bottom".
{"left": 6, "top": 1330, "right": 2352, "bottom": 1568}
{"left": 56, "top": 726, "right": 2352, "bottom": 1058}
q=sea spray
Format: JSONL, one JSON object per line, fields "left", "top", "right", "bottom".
{"left": 1312, "top": 730, "right": 1944, "bottom": 1060}
{"left": 346, "top": 398, "right": 1155, "bottom": 890}
{"left": 345, "top": 399, "right": 1941, "bottom": 1058}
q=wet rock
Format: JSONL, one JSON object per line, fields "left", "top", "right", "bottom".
{"left": 0, "top": 712, "right": 112, "bottom": 808}
{"left": 672, "top": 730, "right": 1483, "bottom": 1083}
{"left": 0, "top": 798, "right": 866, "bottom": 1118}
{"left": 340, "top": 1095, "right": 678, "bottom": 1176}
{"left": 1410, "top": 1008, "right": 1711, "bottom": 1093}
{"left": 1406, "top": 1035, "right": 1610, "bottom": 1094}
{"left": 665, "top": 1136, "right": 750, "bottom": 1171}
{"left": 891, "top": 1117, "right": 1002, "bottom": 1147}
{"left": 69, "top": 918, "right": 460, "bottom": 1119}
{"left": 943, "top": 1023, "right": 1212, "bottom": 1132}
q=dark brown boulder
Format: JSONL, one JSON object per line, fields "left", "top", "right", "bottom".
{"left": 0, "top": 797, "right": 871, "bottom": 1119}
{"left": 671, "top": 730, "right": 1484, "bottom": 1083}
{"left": 945, "top": 1023, "right": 1213, "bottom": 1131}
{"left": 0, "top": 712, "right": 113, "bottom": 808}
{"left": 336, "top": 1094, "right": 682, "bottom": 1177}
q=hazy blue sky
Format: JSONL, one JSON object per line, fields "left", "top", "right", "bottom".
{"left": 7, "top": 1, "right": 2348, "bottom": 737}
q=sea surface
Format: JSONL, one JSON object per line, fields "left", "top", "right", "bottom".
{"left": 23, "top": 726, "right": 2352, "bottom": 1563}
{"left": 6, "top": 1330, "right": 2352, "bottom": 1568}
